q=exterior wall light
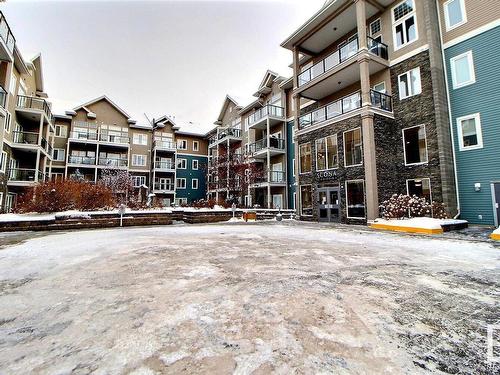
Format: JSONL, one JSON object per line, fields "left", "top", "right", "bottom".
{"left": 474, "top": 183, "right": 481, "bottom": 192}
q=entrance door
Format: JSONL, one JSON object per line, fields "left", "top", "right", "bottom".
{"left": 494, "top": 183, "right": 500, "bottom": 227}
{"left": 317, "top": 187, "right": 341, "bottom": 222}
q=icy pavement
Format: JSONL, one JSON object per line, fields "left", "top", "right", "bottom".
{"left": 0, "top": 222, "right": 498, "bottom": 374}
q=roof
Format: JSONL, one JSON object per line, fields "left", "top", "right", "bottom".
{"left": 30, "top": 54, "right": 44, "bottom": 92}
{"left": 73, "top": 95, "right": 132, "bottom": 120}
{"left": 215, "top": 95, "right": 242, "bottom": 124}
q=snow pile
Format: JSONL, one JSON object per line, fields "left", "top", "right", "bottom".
{"left": 55, "top": 211, "right": 91, "bottom": 220}
{"left": 493, "top": 227, "right": 500, "bottom": 235}
{"left": 0, "top": 213, "right": 55, "bottom": 223}
{"left": 373, "top": 217, "right": 467, "bottom": 230}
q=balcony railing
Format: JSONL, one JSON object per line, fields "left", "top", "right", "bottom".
{"left": 68, "top": 155, "right": 96, "bottom": 165}
{"left": 218, "top": 127, "right": 241, "bottom": 140}
{"left": 41, "top": 137, "right": 52, "bottom": 157}
{"left": 297, "top": 38, "right": 388, "bottom": 87}
{"left": 153, "top": 139, "right": 176, "bottom": 150}
{"left": 248, "top": 105, "right": 285, "bottom": 126}
{"left": 98, "top": 157, "right": 128, "bottom": 167}
{"left": 249, "top": 138, "right": 286, "bottom": 154}
{"left": 69, "top": 131, "right": 99, "bottom": 141}
{"left": 0, "top": 12, "right": 15, "bottom": 55}
{"left": 370, "top": 90, "right": 393, "bottom": 112}
{"left": 12, "top": 131, "right": 39, "bottom": 145}
{"left": 154, "top": 183, "right": 175, "bottom": 191}
{"left": 8, "top": 168, "right": 43, "bottom": 182}
{"left": 254, "top": 171, "right": 286, "bottom": 184}
{"left": 298, "top": 91, "right": 361, "bottom": 130}
{"left": 154, "top": 161, "right": 174, "bottom": 170}
{"left": 99, "top": 133, "right": 129, "bottom": 144}
{"left": 0, "top": 85, "right": 6, "bottom": 109}
{"left": 17, "top": 95, "right": 53, "bottom": 122}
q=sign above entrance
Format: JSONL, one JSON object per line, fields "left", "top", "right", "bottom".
{"left": 316, "top": 170, "right": 338, "bottom": 180}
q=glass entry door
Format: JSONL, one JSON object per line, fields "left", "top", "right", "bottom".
{"left": 317, "top": 187, "right": 341, "bottom": 222}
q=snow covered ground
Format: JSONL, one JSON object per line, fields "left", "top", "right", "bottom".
{"left": 372, "top": 217, "right": 468, "bottom": 230}
{"left": 0, "top": 222, "right": 498, "bottom": 374}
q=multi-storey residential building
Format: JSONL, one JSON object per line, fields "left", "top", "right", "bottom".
{"left": 437, "top": 0, "right": 500, "bottom": 226}
{"left": 0, "top": 11, "right": 55, "bottom": 211}
{"left": 281, "top": 0, "right": 458, "bottom": 223}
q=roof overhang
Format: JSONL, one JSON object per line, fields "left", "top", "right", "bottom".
{"left": 73, "top": 95, "right": 132, "bottom": 120}
{"left": 30, "top": 54, "right": 44, "bottom": 92}
{"left": 13, "top": 46, "right": 29, "bottom": 75}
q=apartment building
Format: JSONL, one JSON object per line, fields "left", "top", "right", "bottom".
{"left": 0, "top": 11, "right": 55, "bottom": 211}
{"left": 281, "top": 0, "right": 458, "bottom": 223}
{"left": 437, "top": 0, "right": 500, "bottom": 226}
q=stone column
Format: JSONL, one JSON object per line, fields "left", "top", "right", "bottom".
{"left": 266, "top": 118, "right": 271, "bottom": 208}
{"left": 355, "top": 0, "right": 368, "bottom": 50}
{"left": 361, "top": 111, "right": 378, "bottom": 221}
{"left": 292, "top": 46, "right": 301, "bottom": 214}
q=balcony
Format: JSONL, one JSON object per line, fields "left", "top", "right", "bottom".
{"left": 16, "top": 95, "right": 53, "bottom": 124}
{"left": 99, "top": 133, "right": 130, "bottom": 146}
{"left": 153, "top": 183, "right": 175, "bottom": 193}
{"left": 296, "top": 37, "right": 389, "bottom": 100}
{"left": 7, "top": 168, "right": 43, "bottom": 185}
{"left": 370, "top": 90, "right": 393, "bottom": 112}
{"left": 0, "top": 11, "right": 15, "bottom": 61}
{"left": 247, "top": 105, "right": 285, "bottom": 130}
{"left": 69, "top": 131, "right": 98, "bottom": 142}
{"left": 153, "top": 139, "right": 176, "bottom": 151}
{"left": 98, "top": 157, "right": 128, "bottom": 168}
{"left": 210, "top": 127, "right": 242, "bottom": 147}
{"left": 68, "top": 155, "right": 97, "bottom": 166}
{"left": 0, "top": 85, "right": 6, "bottom": 110}
{"left": 249, "top": 138, "right": 286, "bottom": 159}
{"left": 154, "top": 161, "right": 175, "bottom": 171}
{"left": 11, "top": 131, "right": 52, "bottom": 157}
{"left": 252, "top": 171, "right": 286, "bottom": 186}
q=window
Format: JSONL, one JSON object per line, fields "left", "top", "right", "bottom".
{"left": 444, "top": 0, "right": 466, "bottom": 30}
{"left": 192, "top": 159, "right": 199, "bottom": 170}
{"left": 55, "top": 125, "right": 68, "bottom": 138}
{"left": 132, "top": 176, "right": 146, "bottom": 187}
{"left": 292, "top": 158, "right": 296, "bottom": 177}
{"left": 4, "top": 112, "right": 11, "bottom": 133}
{"left": 177, "top": 139, "right": 187, "bottom": 150}
{"left": 450, "top": 51, "right": 475, "bottom": 89}
{"left": 373, "top": 82, "right": 386, "bottom": 94}
{"left": 9, "top": 74, "right": 17, "bottom": 94}
{"left": 0, "top": 151, "right": 7, "bottom": 172}
{"left": 299, "top": 143, "right": 311, "bottom": 173}
{"left": 300, "top": 185, "right": 312, "bottom": 216}
{"left": 457, "top": 113, "right": 483, "bottom": 151}
{"left": 346, "top": 180, "right": 365, "bottom": 219}
{"left": 133, "top": 133, "right": 148, "bottom": 145}
{"left": 344, "top": 128, "right": 363, "bottom": 167}
{"left": 316, "top": 135, "right": 338, "bottom": 171}
{"left": 403, "top": 125, "right": 428, "bottom": 165}
{"left": 370, "top": 19, "right": 381, "bottom": 36}
{"left": 407, "top": 178, "right": 431, "bottom": 202}
{"left": 53, "top": 148, "right": 66, "bottom": 162}
{"left": 177, "top": 158, "right": 187, "bottom": 169}
{"left": 132, "top": 154, "right": 147, "bottom": 166}
{"left": 392, "top": 0, "right": 417, "bottom": 50}
{"left": 192, "top": 178, "right": 199, "bottom": 189}
{"left": 193, "top": 141, "right": 199, "bottom": 151}
{"left": 398, "top": 67, "right": 421, "bottom": 99}
{"left": 176, "top": 178, "right": 186, "bottom": 189}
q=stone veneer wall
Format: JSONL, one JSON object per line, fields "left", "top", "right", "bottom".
{"left": 296, "top": 115, "right": 365, "bottom": 224}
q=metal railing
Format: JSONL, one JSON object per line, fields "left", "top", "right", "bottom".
{"left": 0, "top": 12, "right": 16, "bottom": 55}
{"left": 98, "top": 157, "right": 128, "bottom": 167}
{"left": 154, "top": 161, "right": 174, "bottom": 170}
{"left": 249, "top": 138, "right": 285, "bottom": 154}
{"left": 12, "top": 130, "right": 39, "bottom": 145}
{"left": 99, "top": 133, "right": 130, "bottom": 144}
{"left": 69, "top": 131, "right": 98, "bottom": 141}
{"left": 154, "top": 183, "right": 175, "bottom": 191}
{"left": 298, "top": 91, "right": 361, "bottom": 129}
{"left": 153, "top": 139, "right": 176, "bottom": 150}
{"left": 248, "top": 105, "right": 285, "bottom": 126}
{"left": 16, "top": 95, "right": 53, "bottom": 122}
{"left": 370, "top": 90, "right": 393, "bottom": 112}
{"left": 0, "top": 85, "right": 6, "bottom": 109}
{"left": 218, "top": 127, "right": 241, "bottom": 140}
{"left": 7, "top": 168, "right": 43, "bottom": 182}
{"left": 68, "top": 155, "right": 96, "bottom": 165}
{"left": 254, "top": 171, "right": 286, "bottom": 184}
{"left": 297, "top": 37, "right": 388, "bottom": 87}
{"left": 41, "top": 137, "right": 52, "bottom": 157}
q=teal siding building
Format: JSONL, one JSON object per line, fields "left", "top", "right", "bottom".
{"left": 445, "top": 26, "right": 500, "bottom": 226}
{"left": 286, "top": 120, "right": 296, "bottom": 210}
{"left": 175, "top": 154, "right": 208, "bottom": 204}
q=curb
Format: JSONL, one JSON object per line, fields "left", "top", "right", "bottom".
{"left": 370, "top": 223, "right": 443, "bottom": 235}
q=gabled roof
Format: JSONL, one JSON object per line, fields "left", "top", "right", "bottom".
{"left": 73, "top": 95, "right": 132, "bottom": 120}
{"left": 253, "top": 70, "right": 287, "bottom": 97}
{"left": 215, "top": 95, "right": 241, "bottom": 124}
{"left": 30, "top": 54, "right": 44, "bottom": 92}
{"left": 155, "top": 115, "right": 180, "bottom": 130}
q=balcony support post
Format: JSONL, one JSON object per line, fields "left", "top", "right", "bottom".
{"left": 361, "top": 111, "right": 378, "bottom": 221}
{"left": 37, "top": 116, "right": 43, "bottom": 146}
{"left": 355, "top": 0, "right": 368, "bottom": 51}
{"left": 266, "top": 117, "right": 271, "bottom": 209}
{"left": 34, "top": 149, "right": 40, "bottom": 183}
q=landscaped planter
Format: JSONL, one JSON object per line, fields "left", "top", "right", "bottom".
{"left": 370, "top": 218, "right": 468, "bottom": 235}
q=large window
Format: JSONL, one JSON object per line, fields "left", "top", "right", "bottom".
{"left": 177, "top": 158, "right": 187, "bottom": 169}
{"left": 316, "top": 135, "right": 338, "bottom": 171}
{"left": 407, "top": 178, "right": 431, "bottom": 203}
{"left": 403, "top": 125, "right": 428, "bottom": 165}
{"left": 53, "top": 148, "right": 66, "bottom": 162}
{"left": 346, "top": 180, "right": 365, "bottom": 219}
{"left": 344, "top": 128, "right": 362, "bottom": 167}
{"left": 55, "top": 125, "right": 68, "bottom": 138}
{"left": 444, "top": 0, "right": 466, "bottom": 30}
{"left": 177, "top": 139, "right": 188, "bottom": 150}
{"left": 192, "top": 159, "right": 199, "bottom": 170}
{"left": 132, "top": 176, "right": 146, "bottom": 187}
{"left": 398, "top": 67, "right": 421, "bottom": 99}
{"left": 299, "top": 143, "right": 311, "bottom": 173}
{"left": 132, "top": 154, "right": 146, "bottom": 166}
{"left": 176, "top": 178, "right": 186, "bottom": 189}
{"left": 0, "top": 151, "right": 7, "bottom": 172}
{"left": 192, "top": 178, "right": 199, "bottom": 189}
{"left": 392, "top": 0, "right": 417, "bottom": 50}
{"left": 450, "top": 51, "right": 475, "bottom": 89}
{"left": 133, "top": 133, "right": 148, "bottom": 145}
{"left": 457, "top": 113, "right": 483, "bottom": 151}
{"left": 300, "top": 185, "right": 312, "bottom": 216}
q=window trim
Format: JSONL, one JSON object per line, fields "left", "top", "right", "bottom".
{"left": 132, "top": 175, "right": 146, "bottom": 188}
{"left": 369, "top": 18, "right": 382, "bottom": 37}
{"left": 450, "top": 51, "right": 476, "bottom": 89}
{"left": 177, "top": 139, "right": 188, "bottom": 150}
{"left": 192, "top": 159, "right": 199, "bottom": 170}
{"left": 373, "top": 81, "right": 386, "bottom": 94}
{"left": 55, "top": 124, "right": 68, "bottom": 138}
{"left": 402, "top": 124, "right": 429, "bottom": 166}
{"left": 444, "top": 0, "right": 467, "bottom": 31}
{"left": 343, "top": 127, "right": 363, "bottom": 168}
{"left": 192, "top": 178, "right": 199, "bottom": 190}
{"left": 345, "top": 179, "right": 366, "bottom": 219}
{"left": 406, "top": 177, "right": 432, "bottom": 203}
{"left": 193, "top": 141, "right": 199, "bottom": 151}
{"left": 398, "top": 67, "right": 422, "bottom": 100}
{"left": 53, "top": 148, "right": 66, "bottom": 162}
{"left": 132, "top": 154, "right": 147, "bottom": 167}
{"left": 0, "top": 151, "right": 7, "bottom": 173}
{"left": 4, "top": 112, "right": 11, "bottom": 133}
{"left": 392, "top": 0, "right": 419, "bottom": 51}
{"left": 456, "top": 113, "right": 483, "bottom": 151}
{"left": 315, "top": 135, "right": 339, "bottom": 171}
{"left": 133, "top": 133, "right": 148, "bottom": 146}
{"left": 300, "top": 184, "right": 313, "bottom": 217}
{"left": 176, "top": 177, "right": 187, "bottom": 189}
{"left": 177, "top": 158, "right": 187, "bottom": 169}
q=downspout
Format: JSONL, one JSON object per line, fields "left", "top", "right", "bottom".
{"left": 435, "top": 0, "right": 461, "bottom": 219}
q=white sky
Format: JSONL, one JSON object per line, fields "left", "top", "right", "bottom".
{"left": 3, "top": 0, "right": 325, "bottom": 133}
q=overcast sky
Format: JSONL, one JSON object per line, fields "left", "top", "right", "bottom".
{"left": 3, "top": 0, "right": 325, "bottom": 133}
